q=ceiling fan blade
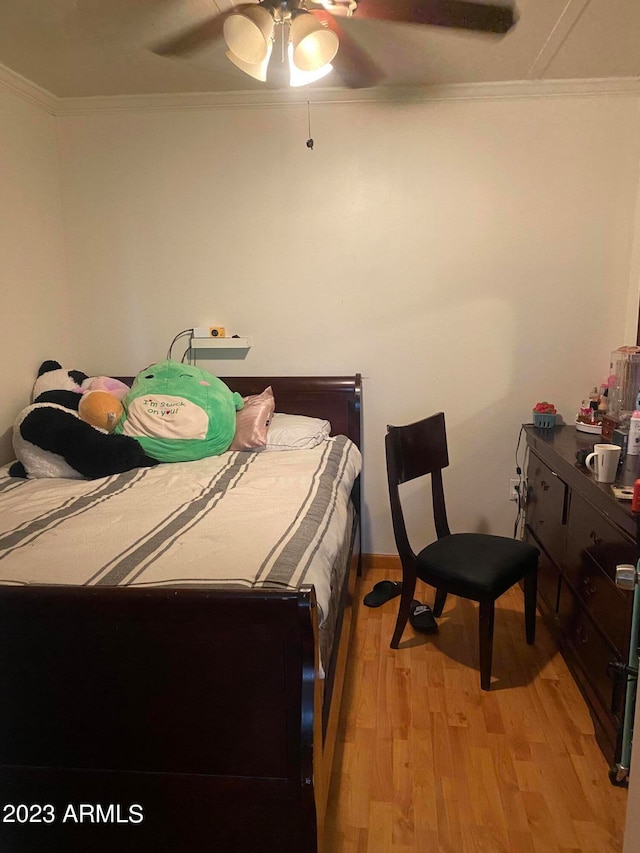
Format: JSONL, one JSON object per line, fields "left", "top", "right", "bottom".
{"left": 313, "top": 11, "right": 385, "bottom": 88}
{"left": 150, "top": 4, "right": 253, "bottom": 57}
{"left": 353, "top": 0, "right": 516, "bottom": 34}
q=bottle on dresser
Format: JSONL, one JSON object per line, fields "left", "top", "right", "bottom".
{"left": 628, "top": 410, "right": 640, "bottom": 456}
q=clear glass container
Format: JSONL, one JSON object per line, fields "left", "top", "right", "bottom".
{"left": 607, "top": 346, "right": 640, "bottom": 421}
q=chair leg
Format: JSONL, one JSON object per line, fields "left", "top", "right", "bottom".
{"left": 524, "top": 566, "right": 538, "bottom": 645}
{"left": 390, "top": 576, "right": 416, "bottom": 649}
{"left": 433, "top": 588, "right": 447, "bottom": 617}
{"left": 478, "top": 598, "right": 495, "bottom": 691}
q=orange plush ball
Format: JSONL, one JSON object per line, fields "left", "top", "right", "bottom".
{"left": 78, "top": 390, "right": 124, "bottom": 433}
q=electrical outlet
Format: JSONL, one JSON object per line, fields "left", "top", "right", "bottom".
{"left": 509, "top": 478, "right": 520, "bottom": 502}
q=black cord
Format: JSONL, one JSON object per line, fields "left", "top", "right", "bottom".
{"left": 513, "top": 425, "right": 526, "bottom": 539}
{"left": 180, "top": 344, "right": 192, "bottom": 364}
{"left": 167, "top": 328, "right": 194, "bottom": 360}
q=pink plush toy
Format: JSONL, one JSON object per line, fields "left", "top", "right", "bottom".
{"left": 82, "top": 375, "right": 130, "bottom": 400}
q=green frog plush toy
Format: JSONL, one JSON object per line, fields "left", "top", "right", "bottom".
{"left": 116, "top": 360, "right": 244, "bottom": 462}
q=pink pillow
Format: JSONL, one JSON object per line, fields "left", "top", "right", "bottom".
{"left": 230, "top": 386, "right": 275, "bottom": 451}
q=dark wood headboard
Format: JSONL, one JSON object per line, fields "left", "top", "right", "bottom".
{"left": 116, "top": 374, "right": 362, "bottom": 449}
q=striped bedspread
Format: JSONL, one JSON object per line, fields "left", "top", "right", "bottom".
{"left": 0, "top": 436, "right": 361, "bottom": 625}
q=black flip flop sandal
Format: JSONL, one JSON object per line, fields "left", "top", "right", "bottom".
{"left": 409, "top": 600, "right": 438, "bottom": 634}
{"left": 363, "top": 580, "right": 402, "bottom": 607}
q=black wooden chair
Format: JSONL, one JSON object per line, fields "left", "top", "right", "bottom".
{"left": 385, "top": 412, "right": 539, "bottom": 690}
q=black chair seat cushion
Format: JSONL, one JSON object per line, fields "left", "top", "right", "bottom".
{"left": 416, "top": 533, "right": 539, "bottom": 598}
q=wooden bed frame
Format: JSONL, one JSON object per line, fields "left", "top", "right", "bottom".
{"left": 0, "top": 374, "right": 362, "bottom": 853}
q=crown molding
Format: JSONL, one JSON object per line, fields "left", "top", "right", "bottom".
{"left": 53, "top": 76, "right": 640, "bottom": 115}
{"left": 0, "top": 63, "right": 57, "bottom": 114}
{"left": 1, "top": 62, "right": 639, "bottom": 117}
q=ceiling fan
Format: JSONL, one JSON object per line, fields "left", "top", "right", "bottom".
{"left": 152, "top": 0, "right": 517, "bottom": 89}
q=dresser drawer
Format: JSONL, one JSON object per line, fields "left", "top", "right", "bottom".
{"left": 557, "top": 583, "right": 625, "bottom": 721}
{"left": 565, "top": 491, "right": 636, "bottom": 584}
{"left": 563, "top": 491, "right": 633, "bottom": 656}
{"left": 562, "top": 546, "right": 630, "bottom": 656}
{"left": 526, "top": 453, "right": 568, "bottom": 563}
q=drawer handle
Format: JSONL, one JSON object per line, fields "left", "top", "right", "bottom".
{"left": 582, "top": 576, "right": 596, "bottom": 597}
{"left": 589, "top": 530, "right": 603, "bottom": 546}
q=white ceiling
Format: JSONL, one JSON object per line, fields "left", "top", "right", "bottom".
{"left": 1, "top": 0, "right": 640, "bottom": 99}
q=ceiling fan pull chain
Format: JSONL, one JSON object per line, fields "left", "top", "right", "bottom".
{"left": 306, "top": 100, "right": 314, "bottom": 150}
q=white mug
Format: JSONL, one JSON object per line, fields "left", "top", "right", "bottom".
{"left": 585, "top": 443, "right": 621, "bottom": 484}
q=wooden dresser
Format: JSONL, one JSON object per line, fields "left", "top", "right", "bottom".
{"left": 523, "top": 424, "right": 639, "bottom": 766}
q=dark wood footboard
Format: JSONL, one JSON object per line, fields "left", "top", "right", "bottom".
{"left": 0, "top": 373, "right": 362, "bottom": 851}
{"left": 0, "top": 584, "right": 321, "bottom": 852}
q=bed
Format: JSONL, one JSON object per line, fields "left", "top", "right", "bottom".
{"left": 0, "top": 374, "right": 362, "bottom": 853}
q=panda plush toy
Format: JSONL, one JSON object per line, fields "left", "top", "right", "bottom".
{"left": 9, "top": 360, "right": 158, "bottom": 480}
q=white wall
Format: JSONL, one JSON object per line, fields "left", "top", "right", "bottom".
{"left": 0, "top": 86, "right": 73, "bottom": 463}
{"left": 56, "top": 92, "right": 640, "bottom": 553}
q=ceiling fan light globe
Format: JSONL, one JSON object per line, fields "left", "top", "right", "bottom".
{"left": 290, "top": 13, "right": 339, "bottom": 72}
{"left": 287, "top": 43, "right": 333, "bottom": 87}
{"left": 223, "top": 5, "right": 274, "bottom": 64}
{"left": 225, "top": 39, "right": 273, "bottom": 82}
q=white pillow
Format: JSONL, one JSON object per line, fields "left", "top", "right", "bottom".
{"left": 265, "top": 413, "right": 331, "bottom": 451}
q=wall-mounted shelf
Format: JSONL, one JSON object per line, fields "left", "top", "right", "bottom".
{"left": 190, "top": 337, "right": 251, "bottom": 350}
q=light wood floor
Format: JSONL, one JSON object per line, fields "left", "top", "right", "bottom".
{"left": 323, "top": 566, "right": 629, "bottom": 852}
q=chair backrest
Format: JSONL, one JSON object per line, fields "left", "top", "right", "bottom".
{"left": 386, "top": 413, "right": 449, "bottom": 483}
{"left": 385, "top": 413, "right": 452, "bottom": 555}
